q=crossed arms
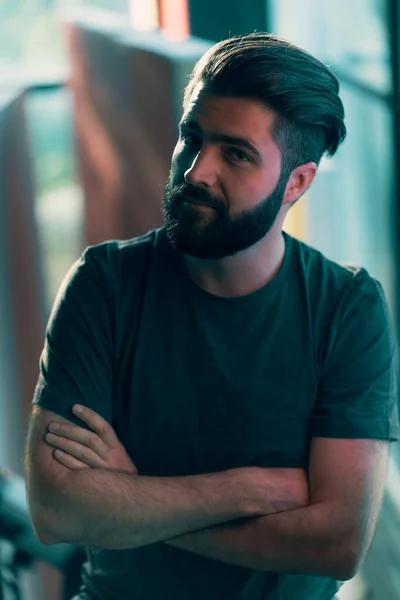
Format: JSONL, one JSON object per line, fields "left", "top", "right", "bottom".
{"left": 25, "top": 406, "right": 389, "bottom": 582}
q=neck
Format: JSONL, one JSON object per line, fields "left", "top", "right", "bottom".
{"left": 182, "top": 224, "right": 287, "bottom": 298}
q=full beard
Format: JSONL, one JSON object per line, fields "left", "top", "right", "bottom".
{"left": 162, "top": 171, "right": 289, "bottom": 259}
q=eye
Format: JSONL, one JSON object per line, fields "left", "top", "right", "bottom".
{"left": 227, "top": 148, "right": 251, "bottom": 163}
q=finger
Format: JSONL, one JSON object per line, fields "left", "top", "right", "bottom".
{"left": 46, "top": 434, "right": 106, "bottom": 469}
{"left": 53, "top": 449, "right": 90, "bottom": 470}
{"left": 48, "top": 423, "right": 110, "bottom": 461}
{"left": 72, "top": 405, "right": 120, "bottom": 448}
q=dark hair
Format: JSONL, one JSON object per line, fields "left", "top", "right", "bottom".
{"left": 184, "top": 33, "right": 346, "bottom": 174}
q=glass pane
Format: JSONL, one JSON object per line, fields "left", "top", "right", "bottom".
{"left": 0, "top": 0, "right": 129, "bottom": 72}
{"left": 303, "top": 86, "right": 396, "bottom": 330}
{"left": 272, "top": 0, "right": 391, "bottom": 94}
{"left": 25, "top": 88, "right": 85, "bottom": 317}
{"left": 64, "top": 0, "right": 129, "bottom": 12}
{"left": 0, "top": 1, "right": 67, "bottom": 70}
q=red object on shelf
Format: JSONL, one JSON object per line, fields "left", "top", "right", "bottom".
{"left": 159, "top": 0, "right": 190, "bottom": 40}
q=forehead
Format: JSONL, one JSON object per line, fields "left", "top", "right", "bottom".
{"left": 182, "top": 86, "right": 279, "bottom": 154}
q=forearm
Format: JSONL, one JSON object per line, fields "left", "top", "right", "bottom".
{"left": 40, "top": 467, "right": 260, "bottom": 550}
{"left": 165, "top": 502, "right": 350, "bottom": 580}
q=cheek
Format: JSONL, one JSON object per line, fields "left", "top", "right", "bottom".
{"left": 224, "top": 171, "right": 269, "bottom": 210}
{"left": 248, "top": 167, "right": 282, "bottom": 204}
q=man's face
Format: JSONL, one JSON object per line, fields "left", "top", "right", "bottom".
{"left": 162, "top": 87, "right": 291, "bottom": 259}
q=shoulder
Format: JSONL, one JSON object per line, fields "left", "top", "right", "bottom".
{"left": 288, "top": 236, "right": 394, "bottom": 372}
{"left": 83, "top": 228, "right": 160, "bottom": 267}
{"left": 57, "top": 229, "right": 162, "bottom": 305}
{"left": 75, "top": 228, "right": 166, "bottom": 290}
{"left": 287, "top": 233, "right": 385, "bottom": 309}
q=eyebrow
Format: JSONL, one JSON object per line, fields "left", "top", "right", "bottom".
{"left": 180, "top": 119, "right": 262, "bottom": 160}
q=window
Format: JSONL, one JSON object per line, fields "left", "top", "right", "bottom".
{"left": 272, "top": 0, "right": 390, "bottom": 93}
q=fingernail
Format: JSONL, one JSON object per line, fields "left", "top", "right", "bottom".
{"left": 73, "top": 405, "right": 83, "bottom": 413}
{"left": 49, "top": 423, "right": 59, "bottom": 432}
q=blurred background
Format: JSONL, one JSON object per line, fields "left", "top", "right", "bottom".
{"left": 0, "top": 0, "right": 399, "bottom": 599}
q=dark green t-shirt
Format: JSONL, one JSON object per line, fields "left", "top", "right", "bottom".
{"left": 33, "top": 227, "right": 399, "bottom": 600}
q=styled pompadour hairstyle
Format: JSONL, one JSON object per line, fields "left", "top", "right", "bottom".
{"left": 184, "top": 33, "right": 347, "bottom": 174}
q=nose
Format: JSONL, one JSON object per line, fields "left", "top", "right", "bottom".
{"left": 184, "top": 148, "right": 218, "bottom": 189}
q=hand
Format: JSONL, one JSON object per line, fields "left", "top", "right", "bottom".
{"left": 45, "top": 404, "right": 138, "bottom": 475}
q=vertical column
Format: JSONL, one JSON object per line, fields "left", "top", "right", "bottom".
{"left": 388, "top": 0, "right": 400, "bottom": 437}
{"left": 0, "top": 90, "right": 45, "bottom": 474}
{"left": 66, "top": 16, "right": 211, "bottom": 245}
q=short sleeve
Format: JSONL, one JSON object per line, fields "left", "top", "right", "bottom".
{"left": 309, "top": 270, "right": 400, "bottom": 442}
{"left": 32, "top": 243, "right": 115, "bottom": 429}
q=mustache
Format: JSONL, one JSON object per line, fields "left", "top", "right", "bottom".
{"left": 169, "top": 182, "right": 226, "bottom": 211}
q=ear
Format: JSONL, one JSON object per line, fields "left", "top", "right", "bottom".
{"left": 282, "top": 162, "right": 317, "bottom": 206}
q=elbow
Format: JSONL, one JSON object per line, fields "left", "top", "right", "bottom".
{"left": 336, "top": 562, "right": 357, "bottom": 582}
{"left": 29, "top": 505, "right": 78, "bottom": 546}
{"left": 35, "top": 520, "right": 78, "bottom": 546}
{"left": 337, "top": 561, "right": 359, "bottom": 582}
{"left": 335, "top": 541, "right": 362, "bottom": 582}
{"left": 30, "top": 513, "right": 62, "bottom": 545}
{"left": 33, "top": 524, "right": 61, "bottom": 546}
